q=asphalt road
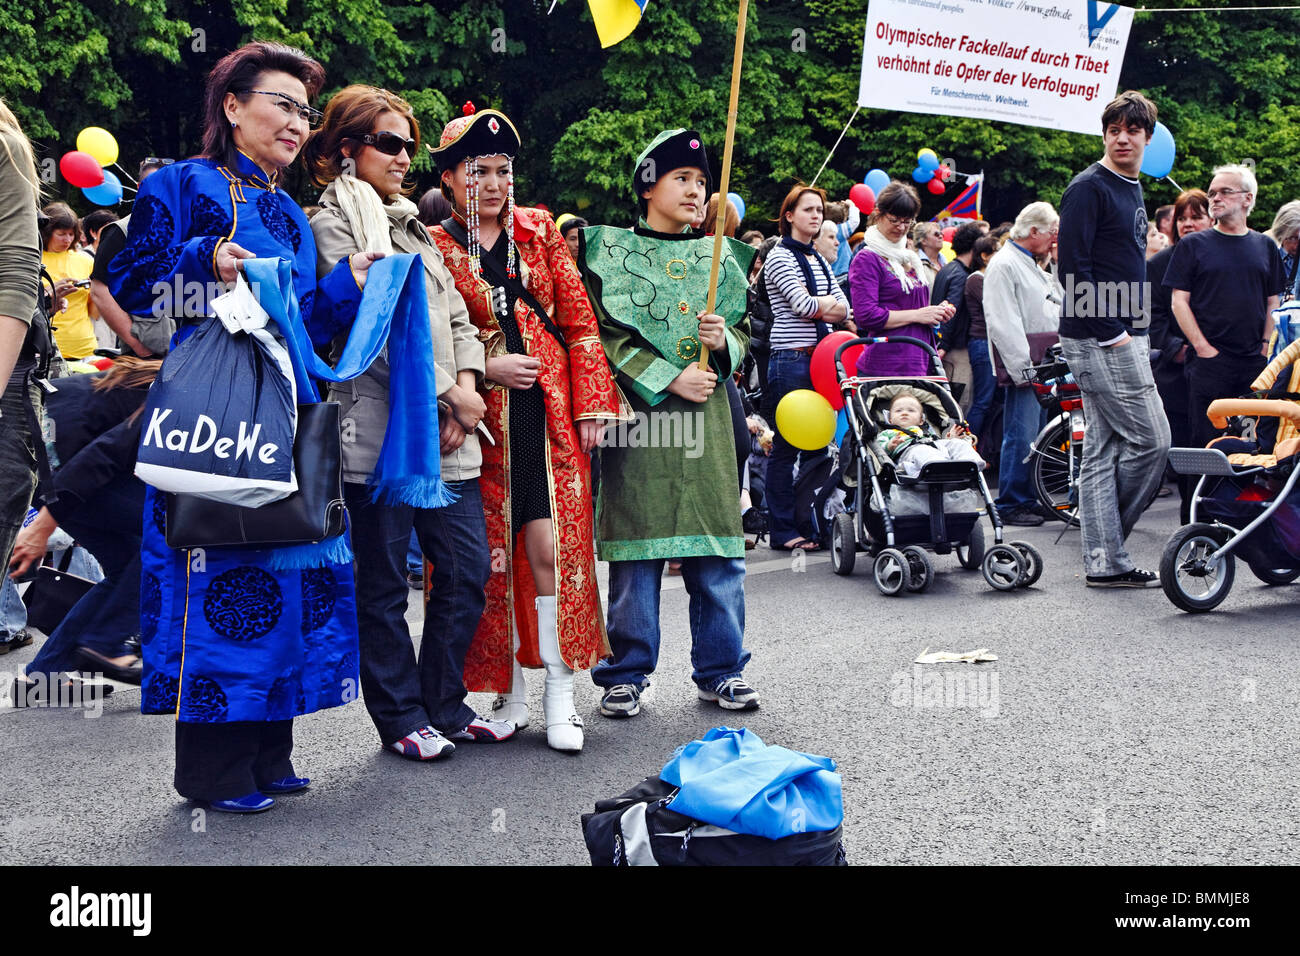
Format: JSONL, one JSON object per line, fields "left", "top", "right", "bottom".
{"left": 1, "top": 491, "right": 1295, "bottom": 865}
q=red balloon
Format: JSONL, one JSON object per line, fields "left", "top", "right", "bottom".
{"left": 60, "top": 151, "right": 105, "bottom": 188}
{"left": 811, "top": 331, "right": 866, "bottom": 411}
{"left": 942, "top": 226, "right": 957, "bottom": 243}
{"left": 848, "top": 183, "right": 875, "bottom": 216}
{"left": 926, "top": 178, "right": 946, "bottom": 195}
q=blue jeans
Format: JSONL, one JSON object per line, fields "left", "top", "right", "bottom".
{"left": 0, "top": 575, "right": 25, "bottom": 638}
{"left": 995, "top": 384, "right": 1045, "bottom": 513}
{"left": 966, "top": 338, "right": 996, "bottom": 438}
{"left": 26, "top": 476, "right": 145, "bottom": 677}
{"left": 406, "top": 530, "right": 422, "bottom": 577}
{"left": 593, "top": 555, "right": 749, "bottom": 692}
{"left": 764, "top": 349, "right": 818, "bottom": 544}
{"left": 345, "top": 479, "right": 489, "bottom": 743}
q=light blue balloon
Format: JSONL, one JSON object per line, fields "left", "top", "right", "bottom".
{"left": 1140, "top": 122, "right": 1176, "bottom": 179}
{"left": 864, "top": 168, "right": 890, "bottom": 195}
{"left": 911, "top": 165, "right": 930, "bottom": 184}
{"left": 727, "top": 191, "right": 746, "bottom": 222}
{"left": 918, "top": 152, "right": 940, "bottom": 172}
{"left": 82, "top": 169, "right": 122, "bottom": 206}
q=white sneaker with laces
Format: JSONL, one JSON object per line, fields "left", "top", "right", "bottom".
{"left": 699, "top": 677, "right": 760, "bottom": 710}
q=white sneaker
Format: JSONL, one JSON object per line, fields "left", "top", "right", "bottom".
{"left": 698, "top": 677, "right": 760, "bottom": 711}
{"left": 387, "top": 726, "right": 455, "bottom": 760}
{"left": 444, "top": 714, "right": 517, "bottom": 743}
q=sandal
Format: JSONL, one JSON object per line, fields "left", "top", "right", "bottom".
{"left": 777, "top": 537, "right": 821, "bottom": 552}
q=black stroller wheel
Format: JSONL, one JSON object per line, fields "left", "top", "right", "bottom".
{"left": 1250, "top": 565, "right": 1300, "bottom": 586}
{"left": 1160, "top": 523, "right": 1235, "bottom": 613}
{"left": 873, "top": 548, "right": 912, "bottom": 596}
{"left": 982, "top": 545, "right": 1025, "bottom": 591}
{"left": 1009, "top": 541, "right": 1043, "bottom": 587}
{"left": 831, "top": 513, "right": 857, "bottom": 576}
{"left": 902, "top": 546, "right": 933, "bottom": 591}
{"left": 956, "top": 521, "right": 985, "bottom": 570}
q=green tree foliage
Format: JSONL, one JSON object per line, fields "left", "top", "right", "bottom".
{"left": 5, "top": 0, "right": 1298, "bottom": 228}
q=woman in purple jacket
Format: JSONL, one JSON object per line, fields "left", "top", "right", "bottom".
{"left": 848, "top": 182, "right": 954, "bottom": 376}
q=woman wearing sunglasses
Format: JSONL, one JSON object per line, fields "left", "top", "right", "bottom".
{"left": 303, "top": 84, "right": 512, "bottom": 760}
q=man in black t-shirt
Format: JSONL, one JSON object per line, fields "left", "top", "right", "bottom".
{"left": 1057, "top": 91, "right": 1170, "bottom": 589}
{"left": 1165, "top": 164, "right": 1286, "bottom": 460}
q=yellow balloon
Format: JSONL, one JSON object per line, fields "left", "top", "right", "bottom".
{"left": 941, "top": 241, "right": 954, "bottom": 260}
{"left": 775, "top": 389, "right": 837, "bottom": 451}
{"left": 917, "top": 147, "right": 939, "bottom": 164}
{"left": 76, "top": 127, "right": 119, "bottom": 167}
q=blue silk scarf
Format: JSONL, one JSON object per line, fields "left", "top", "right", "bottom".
{"left": 244, "top": 255, "right": 455, "bottom": 567}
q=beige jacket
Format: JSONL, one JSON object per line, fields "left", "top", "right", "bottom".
{"left": 311, "top": 181, "right": 486, "bottom": 483}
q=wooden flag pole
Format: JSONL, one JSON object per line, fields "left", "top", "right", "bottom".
{"left": 697, "top": 0, "right": 749, "bottom": 371}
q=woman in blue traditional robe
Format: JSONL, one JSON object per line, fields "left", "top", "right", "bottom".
{"left": 107, "top": 41, "right": 381, "bottom": 813}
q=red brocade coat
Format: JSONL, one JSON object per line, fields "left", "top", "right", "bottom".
{"left": 430, "top": 208, "right": 622, "bottom": 690}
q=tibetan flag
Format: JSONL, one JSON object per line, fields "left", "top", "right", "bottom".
{"left": 588, "top": 0, "right": 648, "bottom": 48}
{"left": 933, "top": 179, "right": 980, "bottom": 221}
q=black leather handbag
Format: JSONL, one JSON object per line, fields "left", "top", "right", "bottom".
{"left": 21, "top": 549, "right": 98, "bottom": 635}
{"left": 164, "top": 402, "right": 346, "bottom": 549}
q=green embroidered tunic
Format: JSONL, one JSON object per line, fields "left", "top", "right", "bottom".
{"left": 580, "top": 222, "right": 756, "bottom": 561}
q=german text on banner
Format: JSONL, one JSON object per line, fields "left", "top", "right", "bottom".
{"left": 857, "top": 0, "right": 1134, "bottom": 135}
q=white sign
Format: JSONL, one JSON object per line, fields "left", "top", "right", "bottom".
{"left": 858, "top": 0, "right": 1134, "bottom": 135}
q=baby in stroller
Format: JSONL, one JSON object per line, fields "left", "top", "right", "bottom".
{"left": 829, "top": 335, "right": 1042, "bottom": 595}
{"left": 876, "top": 392, "right": 985, "bottom": 479}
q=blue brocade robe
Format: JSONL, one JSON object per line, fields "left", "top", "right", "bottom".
{"left": 109, "top": 151, "right": 362, "bottom": 723}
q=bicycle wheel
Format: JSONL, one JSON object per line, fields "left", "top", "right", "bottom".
{"left": 1031, "top": 415, "right": 1081, "bottom": 526}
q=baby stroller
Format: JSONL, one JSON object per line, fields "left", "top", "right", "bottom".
{"left": 829, "top": 335, "right": 1043, "bottom": 595}
{"left": 1161, "top": 337, "right": 1300, "bottom": 612}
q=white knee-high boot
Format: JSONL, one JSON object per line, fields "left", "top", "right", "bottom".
{"left": 536, "top": 595, "right": 583, "bottom": 752}
{"left": 491, "top": 616, "right": 529, "bottom": 729}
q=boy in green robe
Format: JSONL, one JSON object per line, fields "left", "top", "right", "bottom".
{"left": 579, "top": 129, "right": 759, "bottom": 718}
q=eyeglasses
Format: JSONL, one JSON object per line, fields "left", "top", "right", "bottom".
{"left": 883, "top": 214, "right": 916, "bottom": 227}
{"left": 141, "top": 157, "right": 174, "bottom": 169}
{"left": 1206, "top": 188, "right": 1248, "bottom": 199}
{"left": 354, "top": 131, "right": 417, "bottom": 158}
{"left": 240, "top": 89, "right": 323, "bottom": 127}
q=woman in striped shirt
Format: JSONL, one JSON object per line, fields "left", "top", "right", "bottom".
{"left": 762, "top": 183, "right": 852, "bottom": 551}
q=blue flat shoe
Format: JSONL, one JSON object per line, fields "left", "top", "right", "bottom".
{"left": 261, "top": 776, "right": 310, "bottom": 794}
{"left": 207, "top": 793, "right": 275, "bottom": 813}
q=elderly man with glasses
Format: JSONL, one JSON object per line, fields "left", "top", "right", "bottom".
{"left": 1164, "top": 165, "right": 1288, "bottom": 488}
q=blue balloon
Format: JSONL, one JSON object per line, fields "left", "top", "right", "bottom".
{"left": 726, "top": 191, "right": 746, "bottom": 222}
{"left": 1140, "top": 122, "right": 1176, "bottom": 179}
{"left": 917, "top": 151, "right": 940, "bottom": 172}
{"left": 833, "top": 407, "right": 849, "bottom": 447}
{"left": 911, "top": 165, "right": 930, "bottom": 184}
{"left": 864, "top": 168, "right": 890, "bottom": 195}
{"left": 82, "top": 169, "right": 122, "bottom": 206}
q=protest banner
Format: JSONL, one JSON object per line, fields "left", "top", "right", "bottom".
{"left": 858, "top": 0, "right": 1134, "bottom": 135}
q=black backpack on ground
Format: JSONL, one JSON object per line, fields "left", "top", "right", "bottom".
{"left": 581, "top": 776, "right": 846, "bottom": 866}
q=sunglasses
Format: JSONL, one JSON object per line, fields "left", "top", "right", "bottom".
{"left": 355, "top": 131, "right": 417, "bottom": 158}
{"left": 141, "top": 157, "right": 175, "bottom": 169}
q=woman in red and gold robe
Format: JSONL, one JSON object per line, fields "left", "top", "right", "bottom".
{"left": 428, "top": 103, "right": 622, "bottom": 753}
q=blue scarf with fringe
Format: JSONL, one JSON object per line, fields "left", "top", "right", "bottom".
{"left": 245, "top": 255, "right": 455, "bottom": 569}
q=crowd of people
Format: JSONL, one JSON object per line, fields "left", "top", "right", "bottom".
{"left": 0, "top": 43, "right": 1294, "bottom": 815}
